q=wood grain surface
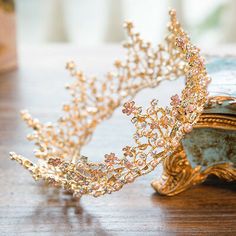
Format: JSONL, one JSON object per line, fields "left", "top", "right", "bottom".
{"left": 0, "top": 45, "right": 235, "bottom": 236}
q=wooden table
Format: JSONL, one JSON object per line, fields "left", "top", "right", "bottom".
{"left": 0, "top": 45, "right": 235, "bottom": 236}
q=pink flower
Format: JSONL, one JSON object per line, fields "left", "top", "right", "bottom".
{"left": 122, "top": 146, "right": 133, "bottom": 157}
{"left": 150, "top": 121, "right": 159, "bottom": 130}
{"left": 176, "top": 37, "right": 186, "bottom": 49}
{"left": 160, "top": 116, "right": 169, "bottom": 128}
{"left": 104, "top": 153, "right": 118, "bottom": 165}
{"left": 171, "top": 94, "right": 181, "bottom": 107}
{"left": 122, "top": 101, "right": 137, "bottom": 116}
{"left": 185, "top": 104, "right": 194, "bottom": 113}
{"left": 176, "top": 37, "right": 185, "bottom": 49}
{"left": 124, "top": 160, "right": 133, "bottom": 169}
{"left": 156, "top": 138, "right": 165, "bottom": 147}
{"left": 48, "top": 158, "right": 62, "bottom": 166}
{"left": 196, "top": 57, "right": 205, "bottom": 68}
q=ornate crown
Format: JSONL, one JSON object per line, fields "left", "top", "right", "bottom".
{"left": 10, "top": 10, "right": 210, "bottom": 198}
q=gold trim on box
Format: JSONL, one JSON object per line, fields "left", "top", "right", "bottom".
{"left": 195, "top": 114, "right": 236, "bottom": 131}
{"left": 151, "top": 144, "right": 236, "bottom": 196}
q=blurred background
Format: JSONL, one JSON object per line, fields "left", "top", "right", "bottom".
{"left": 15, "top": 0, "right": 236, "bottom": 49}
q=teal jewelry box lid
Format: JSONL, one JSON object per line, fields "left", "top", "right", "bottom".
{"left": 182, "top": 56, "right": 236, "bottom": 170}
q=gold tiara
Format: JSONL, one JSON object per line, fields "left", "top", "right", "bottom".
{"left": 10, "top": 10, "right": 210, "bottom": 198}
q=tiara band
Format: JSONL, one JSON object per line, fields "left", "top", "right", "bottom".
{"left": 10, "top": 9, "right": 210, "bottom": 198}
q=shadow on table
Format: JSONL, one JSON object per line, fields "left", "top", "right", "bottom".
{"left": 29, "top": 184, "right": 110, "bottom": 235}
{"left": 150, "top": 176, "right": 236, "bottom": 206}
